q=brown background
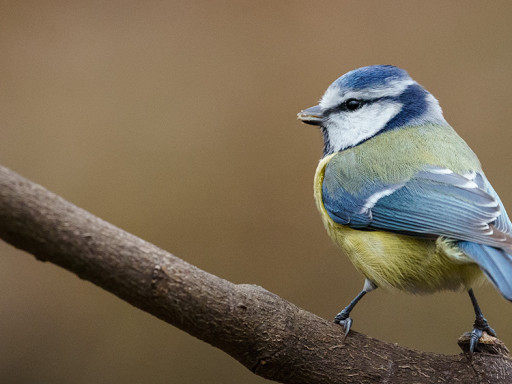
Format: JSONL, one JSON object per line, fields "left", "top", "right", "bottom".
{"left": 2, "top": 1, "right": 512, "bottom": 383}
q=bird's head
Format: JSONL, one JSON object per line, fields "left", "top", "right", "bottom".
{"left": 298, "top": 65, "right": 448, "bottom": 155}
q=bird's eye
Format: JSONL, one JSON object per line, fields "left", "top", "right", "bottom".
{"left": 345, "top": 99, "right": 363, "bottom": 111}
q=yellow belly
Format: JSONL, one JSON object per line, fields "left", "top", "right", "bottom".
{"left": 314, "top": 155, "right": 484, "bottom": 293}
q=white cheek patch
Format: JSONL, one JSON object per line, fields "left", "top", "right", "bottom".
{"left": 325, "top": 101, "right": 402, "bottom": 151}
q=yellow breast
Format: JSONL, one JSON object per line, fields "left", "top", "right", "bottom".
{"left": 314, "top": 154, "right": 484, "bottom": 293}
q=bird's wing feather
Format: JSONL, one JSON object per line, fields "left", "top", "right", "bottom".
{"left": 322, "top": 165, "right": 512, "bottom": 250}
{"left": 458, "top": 241, "right": 512, "bottom": 300}
{"left": 477, "top": 173, "right": 512, "bottom": 235}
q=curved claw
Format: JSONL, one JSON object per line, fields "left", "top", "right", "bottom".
{"left": 486, "top": 325, "right": 497, "bottom": 337}
{"left": 469, "top": 328, "right": 483, "bottom": 353}
{"left": 340, "top": 318, "right": 353, "bottom": 336}
{"left": 334, "top": 313, "right": 353, "bottom": 336}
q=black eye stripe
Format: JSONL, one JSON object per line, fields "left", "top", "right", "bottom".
{"left": 323, "top": 96, "right": 390, "bottom": 117}
{"left": 324, "top": 99, "right": 366, "bottom": 116}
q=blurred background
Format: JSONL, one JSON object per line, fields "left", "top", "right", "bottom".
{"left": 1, "top": 1, "right": 512, "bottom": 383}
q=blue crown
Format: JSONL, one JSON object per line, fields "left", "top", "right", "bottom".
{"left": 333, "top": 65, "right": 411, "bottom": 91}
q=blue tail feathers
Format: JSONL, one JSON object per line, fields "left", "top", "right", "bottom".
{"left": 459, "top": 241, "right": 512, "bottom": 301}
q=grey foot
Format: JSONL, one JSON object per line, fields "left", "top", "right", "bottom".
{"left": 469, "top": 316, "right": 496, "bottom": 353}
{"left": 334, "top": 311, "right": 353, "bottom": 336}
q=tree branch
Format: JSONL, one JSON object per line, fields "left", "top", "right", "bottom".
{"left": 0, "top": 165, "right": 511, "bottom": 383}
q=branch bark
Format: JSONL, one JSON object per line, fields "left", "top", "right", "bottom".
{"left": 0, "top": 165, "right": 511, "bottom": 383}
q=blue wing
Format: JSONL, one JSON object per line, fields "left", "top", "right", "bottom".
{"left": 322, "top": 164, "right": 512, "bottom": 250}
{"left": 459, "top": 241, "right": 512, "bottom": 300}
{"left": 478, "top": 172, "right": 512, "bottom": 236}
{"left": 322, "top": 163, "right": 512, "bottom": 300}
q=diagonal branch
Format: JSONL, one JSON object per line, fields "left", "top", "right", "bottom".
{"left": 0, "top": 165, "right": 510, "bottom": 383}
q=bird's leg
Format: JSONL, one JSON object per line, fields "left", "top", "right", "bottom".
{"left": 334, "top": 279, "right": 376, "bottom": 336}
{"left": 468, "top": 288, "right": 496, "bottom": 353}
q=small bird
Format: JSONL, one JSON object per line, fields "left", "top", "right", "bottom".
{"left": 297, "top": 65, "right": 512, "bottom": 353}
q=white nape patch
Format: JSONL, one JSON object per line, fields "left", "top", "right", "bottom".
{"left": 359, "top": 187, "right": 399, "bottom": 214}
{"left": 325, "top": 100, "right": 402, "bottom": 151}
{"left": 422, "top": 93, "right": 447, "bottom": 125}
{"left": 319, "top": 79, "right": 415, "bottom": 110}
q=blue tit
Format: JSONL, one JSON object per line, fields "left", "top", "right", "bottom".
{"left": 297, "top": 65, "right": 512, "bottom": 353}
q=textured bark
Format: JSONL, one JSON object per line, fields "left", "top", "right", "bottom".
{"left": 0, "top": 164, "right": 511, "bottom": 383}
